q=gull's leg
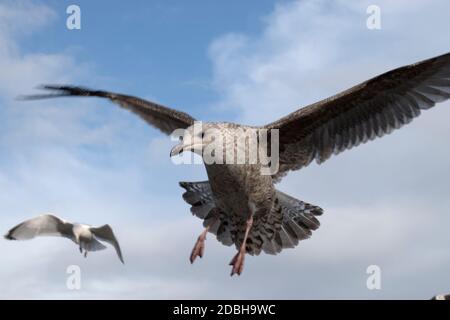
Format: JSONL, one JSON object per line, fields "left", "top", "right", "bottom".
{"left": 84, "top": 250, "right": 88, "bottom": 258}
{"left": 79, "top": 246, "right": 82, "bottom": 253}
{"left": 229, "top": 215, "right": 253, "bottom": 276}
{"left": 190, "top": 225, "right": 211, "bottom": 264}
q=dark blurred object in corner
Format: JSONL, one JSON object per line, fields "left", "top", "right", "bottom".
{"left": 431, "top": 294, "right": 450, "bottom": 300}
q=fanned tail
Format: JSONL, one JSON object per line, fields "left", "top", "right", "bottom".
{"left": 179, "top": 181, "right": 324, "bottom": 256}
{"left": 260, "top": 190, "right": 323, "bottom": 255}
{"left": 84, "top": 238, "right": 107, "bottom": 252}
{"left": 179, "top": 181, "right": 233, "bottom": 247}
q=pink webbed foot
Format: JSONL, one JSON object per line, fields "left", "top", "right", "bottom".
{"left": 229, "top": 250, "right": 246, "bottom": 276}
{"left": 190, "top": 234, "right": 206, "bottom": 264}
{"left": 229, "top": 215, "right": 253, "bottom": 276}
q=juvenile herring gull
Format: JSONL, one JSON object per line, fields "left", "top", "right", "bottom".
{"left": 22, "top": 52, "right": 450, "bottom": 275}
{"left": 4, "top": 214, "right": 124, "bottom": 263}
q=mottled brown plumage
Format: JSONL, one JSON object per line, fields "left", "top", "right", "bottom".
{"left": 265, "top": 52, "right": 450, "bottom": 181}
{"left": 21, "top": 85, "right": 195, "bottom": 135}
{"left": 22, "top": 52, "right": 450, "bottom": 275}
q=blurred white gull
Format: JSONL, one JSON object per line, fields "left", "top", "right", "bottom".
{"left": 4, "top": 213, "right": 124, "bottom": 263}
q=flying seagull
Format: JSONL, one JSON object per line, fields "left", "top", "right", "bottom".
{"left": 22, "top": 52, "right": 450, "bottom": 275}
{"left": 4, "top": 214, "right": 124, "bottom": 264}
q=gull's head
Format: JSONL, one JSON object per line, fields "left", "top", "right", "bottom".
{"left": 170, "top": 122, "right": 219, "bottom": 157}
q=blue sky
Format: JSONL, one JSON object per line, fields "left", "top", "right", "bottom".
{"left": 22, "top": 0, "right": 278, "bottom": 120}
{"left": 0, "top": 0, "right": 450, "bottom": 299}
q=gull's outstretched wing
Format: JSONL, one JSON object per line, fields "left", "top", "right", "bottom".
{"left": 265, "top": 52, "right": 450, "bottom": 182}
{"left": 20, "top": 85, "right": 196, "bottom": 135}
{"left": 4, "top": 214, "right": 74, "bottom": 240}
{"left": 90, "top": 224, "right": 124, "bottom": 264}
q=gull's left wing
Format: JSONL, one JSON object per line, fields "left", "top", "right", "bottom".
{"left": 264, "top": 52, "right": 450, "bottom": 182}
{"left": 20, "top": 85, "right": 196, "bottom": 135}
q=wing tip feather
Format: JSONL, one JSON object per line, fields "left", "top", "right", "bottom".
{"left": 4, "top": 233, "right": 16, "bottom": 240}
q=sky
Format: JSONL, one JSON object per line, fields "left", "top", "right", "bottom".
{"left": 0, "top": 0, "right": 449, "bottom": 299}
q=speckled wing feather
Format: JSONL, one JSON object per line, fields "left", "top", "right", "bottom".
{"left": 265, "top": 52, "right": 450, "bottom": 182}
{"left": 20, "top": 85, "right": 196, "bottom": 135}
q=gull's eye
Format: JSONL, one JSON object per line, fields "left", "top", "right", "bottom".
{"left": 179, "top": 135, "right": 183, "bottom": 141}
{"left": 200, "top": 132, "right": 205, "bottom": 139}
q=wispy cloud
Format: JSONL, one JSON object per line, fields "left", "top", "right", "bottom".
{"left": 209, "top": 0, "right": 450, "bottom": 125}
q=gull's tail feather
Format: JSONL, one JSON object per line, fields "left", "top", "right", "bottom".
{"left": 180, "top": 181, "right": 233, "bottom": 247}
{"left": 180, "top": 181, "right": 215, "bottom": 220}
{"left": 179, "top": 181, "right": 324, "bottom": 255}
{"left": 84, "top": 238, "right": 107, "bottom": 252}
{"left": 261, "top": 190, "right": 323, "bottom": 255}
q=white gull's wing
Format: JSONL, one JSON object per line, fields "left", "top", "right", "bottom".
{"left": 90, "top": 224, "right": 124, "bottom": 264}
{"left": 4, "top": 214, "right": 74, "bottom": 240}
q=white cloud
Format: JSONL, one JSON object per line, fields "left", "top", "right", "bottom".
{"left": 0, "top": 1, "right": 76, "bottom": 97}
{"left": 209, "top": 0, "right": 450, "bottom": 125}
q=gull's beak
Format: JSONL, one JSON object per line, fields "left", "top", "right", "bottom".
{"left": 170, "top": 142, "right": 185, "bottom": 157}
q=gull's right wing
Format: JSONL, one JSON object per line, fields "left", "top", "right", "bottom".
{"left": 20, "top": 85, "right": 196, "bottom": 135}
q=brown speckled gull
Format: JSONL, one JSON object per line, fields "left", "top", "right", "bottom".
{"left": 22, "top": 52, "right": 450, "bottom": 275}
